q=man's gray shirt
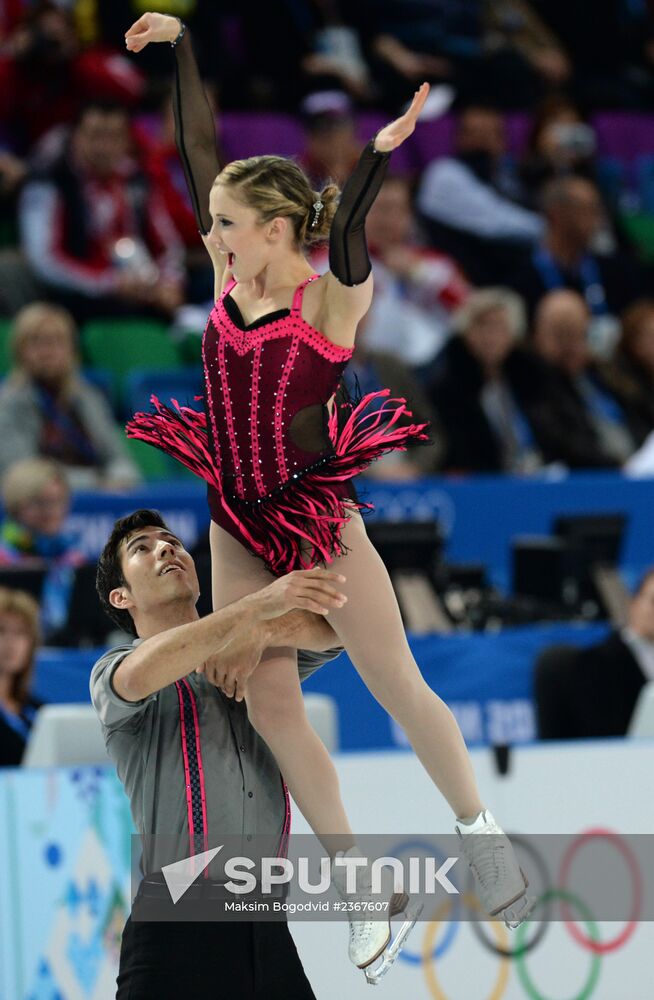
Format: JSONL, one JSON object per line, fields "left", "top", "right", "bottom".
{"left": 90, "top": 640, "right": 343, "bottom": 875}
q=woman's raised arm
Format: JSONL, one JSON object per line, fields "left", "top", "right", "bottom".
{"left": 325, "top": 83, "right": 430, "bottom": 323}
{"left": 126, "top": 13, "right": 221, "bottom": 247}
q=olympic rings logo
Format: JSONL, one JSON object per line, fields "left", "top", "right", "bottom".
{"left": 389, "top": 828, "right": 642, "bottom": 1000}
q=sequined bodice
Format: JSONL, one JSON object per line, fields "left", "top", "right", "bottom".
{"left": 202, "top": 275, "right": 354, "bottom": 502}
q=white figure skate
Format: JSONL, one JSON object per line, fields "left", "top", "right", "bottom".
{"left": 455, "top": 809, "right": 535, "bottom": 929}
{"left": 331, "top": 847, "right": 423, "bottom": 985}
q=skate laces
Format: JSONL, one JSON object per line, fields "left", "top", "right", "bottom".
{"left": 351, "top": 918, "right": 376, "bottom": 944}
{"left": 467, "top": 837, "right": 508, "bottom": 887}
{"left": 334, "top": 864, "right": 382, "bottom": 943}
{"left": 458, "top": 813, "right": 513, "bottom": 889}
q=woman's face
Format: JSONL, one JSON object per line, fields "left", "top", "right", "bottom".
{"left": 463, "top": 307, "right": 515, "bottom": 370}
{"left": 207, "top": 184, "right": 287, "bottom": 283}
{"left": 20, "top": 320, "right": 76, "bottom": 383}
{"left": 15, "top": 476, "right": 70, "bottom": 537}
{"left": 0, "top": 613, "right": 32, "bottom": 679}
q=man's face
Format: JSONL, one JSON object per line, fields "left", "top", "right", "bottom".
{"left": 630, "top": 574, "right": 654, "bottom": 642}
{"left": 534, "top": 299, "right": 591, "bottom": 377}
{"left": 18, "top": 9, "right": 76, "bottom": 67}
{"left": 72, "top": 110, "right": 131, "bottom": 178}
{"left": 550, "top": 180, "right": 601, "bottom": 248}
{"left": 306, "top": 119, "right": 357, "bottom": 163}
{"left": 113, "top": 527, "right": 200, "bottom": 620}
{"left": 366, "top": 179, "right": 412, "bottom": 250}
{"left": 456, "top": 109, "right": 505, "bottom": 159}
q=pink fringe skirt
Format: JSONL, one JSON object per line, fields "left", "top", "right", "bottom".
{"left": 126, "top": 389, "right": 431, "bottom": 577}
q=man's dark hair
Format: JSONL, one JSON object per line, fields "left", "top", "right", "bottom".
{"left": 455, "top": 101, "right": 502, "bottom": 117}
{"left": 96, "top": 509, "right": 170, "bottom": 638}
{"left": 73, "top": 100, "right": 131, "bottom": 129}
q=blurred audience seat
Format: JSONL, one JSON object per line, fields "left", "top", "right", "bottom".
{"left": 0, "top": 317, "right": 12, "bottom": 376}
{"left": 124, "top": 367, "right": 203, "bottom": 418}
{"left": 627, "top": 682, "right": 654, "bottom": 738}
{"left": 22, "top": 696, "right": 339, "bottom": 764}
{"left": 22, "top": 704, "right": 110, "bottom": 767}
{"left": 81, "top": 317, "right": 181, "bottom": 409}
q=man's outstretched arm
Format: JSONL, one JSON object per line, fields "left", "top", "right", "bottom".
{"left": 113, "top": 569, "right": 346, "bottom": 703}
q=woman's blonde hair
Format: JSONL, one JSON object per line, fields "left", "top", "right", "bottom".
{"left": 216, "top": 156, "right": 340, "bottom": 247}
{"left": 9, "top": 302, "right": 79, "bottom": 394}
{"left": 2, "top": 458, "right": 69, "bottom": 520}
{"left": 0, "top": 587, "right": 40, "bottom": 708}
{"left": 451, "top": 287, "right": 527, "bottom": 341}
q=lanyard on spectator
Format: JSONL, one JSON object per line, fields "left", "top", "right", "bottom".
{"left": 532, "top": 247, "right": 608, "bottom": 316}
{"left": 577, "top": 373, "right": 626, "bottom": 425}
{"left": 36, "top": 386, "right": 99, "bottom": 466}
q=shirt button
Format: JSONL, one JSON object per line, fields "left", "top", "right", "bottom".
{"left": 247, "top": 834, "right": 252, "bottom": 841}
{"left": 240, "top": 744, "right": 246, "bottom": 752}
{"left": 248, "top": 791, "right": 254, "bottom": 798}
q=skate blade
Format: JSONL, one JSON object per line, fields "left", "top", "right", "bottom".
{"left": 363, "top": 902, "right": 423, "bottom": 986}
{"left": 500, "top": 892, "right": 536, "bottom": 930}
{"left": 488, "top": 868, "right": 533, "bottom": 929}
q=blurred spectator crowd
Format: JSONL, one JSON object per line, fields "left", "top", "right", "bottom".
{"left": 0, "top": 1, "right": 651, "bottom": 485}
{"left": 3, "top": 0, "right": 654, "bottom": 761}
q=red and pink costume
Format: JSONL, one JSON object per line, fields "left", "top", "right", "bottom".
{"left": 127, "top": 273, "right": 430, "bottom": 576}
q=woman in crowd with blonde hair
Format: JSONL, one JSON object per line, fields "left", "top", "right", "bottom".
{"left": 0, "top": 301, "right": 140, "bottom": 490}
{"left": 0, "top": 457, "right": 86, "bottom": 637}
{"left": 0, "top": 587, "right": 42, "bottom": 766}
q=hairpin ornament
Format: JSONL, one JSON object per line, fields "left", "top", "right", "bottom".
{"left": 311, "top": 198, "right": 324, "bottom": 227}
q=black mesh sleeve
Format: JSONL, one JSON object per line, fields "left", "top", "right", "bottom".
{"left": 328, "top": 140, "right": 391, "bottom": 286}
{"left": 172, "top": 31, "right": 221, "bottom": 237}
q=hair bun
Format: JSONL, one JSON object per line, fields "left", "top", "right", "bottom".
{"left": 304, "top": 183, "right": 339, "bottom": 246}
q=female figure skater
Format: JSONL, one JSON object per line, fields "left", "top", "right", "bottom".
{"left": 125, "top": 12, "right": 533, "bottom": 978}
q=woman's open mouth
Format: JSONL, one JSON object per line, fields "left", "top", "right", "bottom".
{"left": 228, "top": 252, "right": 234, "bottom": 267}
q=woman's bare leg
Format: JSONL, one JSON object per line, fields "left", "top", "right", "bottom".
{"left": 210, "top": 515, "right": 483, "bottom": 827}
{"left": 306, "top": 510, "right": 484, "bottom": 821}
{"left": 210, "top": 521, "right": 356, "bottom": 857}
{"left": 209, "top": 518, "right": 530, "bottom": 930}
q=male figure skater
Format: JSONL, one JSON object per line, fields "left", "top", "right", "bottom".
{"left": 91, "top": 508, "right": 346, "bottom": 1000}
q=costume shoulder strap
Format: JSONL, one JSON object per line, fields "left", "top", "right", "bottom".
{"left": 291, "top": 274, "right": 320, "bottom": 315}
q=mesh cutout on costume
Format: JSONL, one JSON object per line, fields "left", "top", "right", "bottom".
{"left": 289, "top": 403, "right": 331, "bottom": 454}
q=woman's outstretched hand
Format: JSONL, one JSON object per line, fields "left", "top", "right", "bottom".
{"left": 374, "top": 82, "right": 430, "bottom": 153}
{"left": 125, "top": 12, "right": 180, "bottom": 52}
